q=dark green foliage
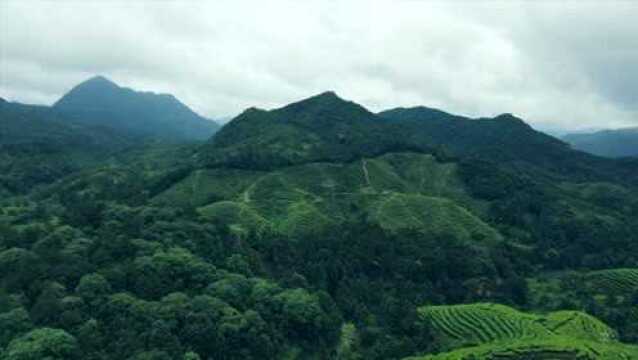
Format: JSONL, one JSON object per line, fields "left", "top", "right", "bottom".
{"left": 0, "top": 308, "right": 33, "bottom": 348}
{"left": 0, "top": 99, "right": 133, "bottom": 194}
{"left": 4, "top": 327, "right": 79, "bottom": 360}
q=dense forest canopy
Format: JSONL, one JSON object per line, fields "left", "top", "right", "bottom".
{"left": 1, "top": 81, "right": 638, "bottom": 359}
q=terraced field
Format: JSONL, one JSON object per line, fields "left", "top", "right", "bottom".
{"left": 369, "top": 193, "right": 501, "bottom": 241}
{"left": 585, "top": 268, "right": 638, "bottom": 295}
{"left": 410, "top": 303, "right": 638, "bottom": 360}
{"left": 545, "top": 311, "right": 617, "bottom": 342}
{"left": 407, "top": 338, "right": 638, "bottom": 360}
{"left": 155, "top": 152, "right": 497, "bottom": 240}
{"left": 419, "top": 303, "right": 550, "bottom": 348}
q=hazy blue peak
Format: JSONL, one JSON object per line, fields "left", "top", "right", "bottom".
{"left": 50, "top": 75, "right": 219, "bottom": 141}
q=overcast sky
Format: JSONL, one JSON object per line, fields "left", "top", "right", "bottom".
{"left": 1, "top": 0, "right": 637, "bottom": 132}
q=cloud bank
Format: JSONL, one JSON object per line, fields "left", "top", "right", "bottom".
{"left": 1, "top": 0, "right": 636, "bottom": 131}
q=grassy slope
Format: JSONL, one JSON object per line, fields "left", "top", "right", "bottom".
{"left": 528, "top": 268, "right": 638, "bottom": 305}
{"left": 409, "top": 338, "right": 638, "bottom": 360}
{"left": 155, "top": 152, "right": 498, "bottom": 241}
{"left": 408, "top": 303, "right": 637, "bottom": 360}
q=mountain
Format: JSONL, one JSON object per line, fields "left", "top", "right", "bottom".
{"left": 563, "top": 127, "right": 638, "bottom": 157}
{"left": 203, "top": 92, "right": 634, "bottom": 184}
{"left": 53, "top": 76, "right": 219, "bottom": 141}
{"left": 377, "top": 107, "right": 569, "bottom": 161}
{"left": 379, "top": 107, "right": 598, "bottom": 175}
{"left": 3, "top": 90, "right": 638, "bottom": 360}
{"left": 200, "top": 91, "right": 423, "bottom": 169}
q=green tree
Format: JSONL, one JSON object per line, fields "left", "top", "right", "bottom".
{"left": 0, "top": 248, "right": 41, "bottom": 292}
{"left": 0, "top": 308, "right": 33, "bottom": 348}
{"left": 4, "top": 328, "right": 79, "bottom": 360}
{"left": 30, "top": 282, "right": 66, "bottom": 326}
{"left": 75, "top": 273, "right": 112, "bottom": 307}
{"left": 131, "top": 247, "right": 216, "bottom": 299}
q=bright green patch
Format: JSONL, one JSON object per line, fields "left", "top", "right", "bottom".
{"left": 369, "top": 193, "right": 500, "bottom": 242}
{"left": 411, "top": 303, "right": 637, "bottom": 360}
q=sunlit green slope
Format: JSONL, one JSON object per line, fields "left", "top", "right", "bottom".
{"left": 406, "top": 303, "right": 638, "bottom": 360}
{"left": 155, "top": 152, "right": 499, "bottom": 241}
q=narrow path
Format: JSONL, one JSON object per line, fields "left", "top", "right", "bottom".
{"left": 191, "top": 170, "right": 200, "bottom": 196}
{"left": 362, "top": 159, "right": 371, "bottom": 186}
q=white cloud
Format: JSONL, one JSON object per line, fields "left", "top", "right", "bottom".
{"left": 0, "top": 0, "right": 636, "bottom": 131}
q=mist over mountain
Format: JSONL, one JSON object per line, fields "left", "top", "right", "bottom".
{"left": 53, "top": 76, "right": 219, "bottom": 141}
{"left": 563, "top": 127, "right": 638, "bottom": 158}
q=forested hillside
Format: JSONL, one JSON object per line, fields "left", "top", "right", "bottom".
{"left": 2, "top": 91, "right": 638, "bottom": 359}
{"left": 0, "top": 98, "right": 134, "bottom": 195}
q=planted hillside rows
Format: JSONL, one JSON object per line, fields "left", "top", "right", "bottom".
{"left": 586, "top": 269, "right": 638, "bottom": 294}
{"left": 411, "top": 303, "right": 638, "bottom": 360}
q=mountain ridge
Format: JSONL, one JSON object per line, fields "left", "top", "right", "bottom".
{"left": 200, "top": 91, "right": 409, "bottom": 169}
{"left": 202, "top": 92, "right": 635, "bottom": 187}
{"left": 563, "top": 127, "right": 638, "bottom": 158}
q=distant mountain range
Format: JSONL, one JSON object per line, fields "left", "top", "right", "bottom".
{"left": 563, "top": 127, "right": 638, "bottom": 158}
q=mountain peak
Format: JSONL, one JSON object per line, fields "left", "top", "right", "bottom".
{"left": 85, "top": 75, "right": 115, "bottom": 83}
{"left": 494, "top": 113, "right": 518, "bottom": 120}
{"left": 315, "top": 90, "right": 339, "bottom": 99}
{"left": 52, "top": 76, "right": 219, "bottom": 141}
{"left": 277, "top": 90, "right": 373, "bottom": 120}
{"left": 289, "top": 90, "right": 346, "bottom": 106}
{"left": 76, "top": 75, "right": 119, "bottom": 90}
{"left": 490, "top": 113, "right": 532, "bottom": 129}
{"left": 377, "top": 105, "right": 457, "bottom": 122}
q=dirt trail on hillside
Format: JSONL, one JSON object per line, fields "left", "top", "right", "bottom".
{"left": 362, "top": 159, "right": 371, "bottom": 186}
